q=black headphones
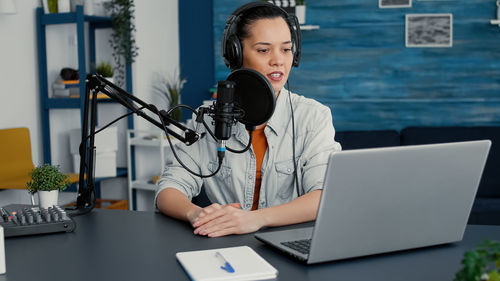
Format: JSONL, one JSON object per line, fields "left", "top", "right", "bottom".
{"left": 221, "top": 1, "right": 302, "bottom": 70}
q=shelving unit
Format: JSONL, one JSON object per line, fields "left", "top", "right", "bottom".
{"left": 36, "top": 6, "right": 133, "bottom": 182}
{"left": 126, "top": 130, "right": 179, "bottom": 210}
{"left": 300, "top": 24, "right": 320, "bottom": 31}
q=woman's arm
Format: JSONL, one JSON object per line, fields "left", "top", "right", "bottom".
{"left": 191, "top": 190, "right": 322, "bottom": 237}
{"left": 256, "top": 189, "right": 322, "bottom": 227}
{"left": 156, "top": 188, "right": 202, "bottom": 222}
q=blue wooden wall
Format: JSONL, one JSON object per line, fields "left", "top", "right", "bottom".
{"left": 213, "top": 0, "right": 500, "bottom": 131}
{"left": 179, "top": 0, "right": 214, "bottom": 120}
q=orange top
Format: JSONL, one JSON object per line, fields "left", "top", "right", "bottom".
{"left": 251, "top": 127, "right": 268, "bottom": 210}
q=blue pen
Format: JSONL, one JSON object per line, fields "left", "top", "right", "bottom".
{"left": 215, "top": 251, "right": 235, "bottom": 273}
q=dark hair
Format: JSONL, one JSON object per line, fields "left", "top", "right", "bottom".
{"left": 235, "top": 6, "right": 289, "bottom": 40}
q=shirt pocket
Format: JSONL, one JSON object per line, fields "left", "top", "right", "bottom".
{"left": 207, "top": 161, "right": 233, "bottom": 186}
{"left": 274, "top": 159, "right": 296, "bottom": 200}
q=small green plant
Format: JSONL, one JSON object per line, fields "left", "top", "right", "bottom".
{"left": 153, "top": 71, "right": 187, "bottom": 122}
{"left": 47, "top": 0, "right": 58, "bottom": 13}
{"left": 95, "top": 61, "right": 114, "bottom": 78}
{"left": 296, "top": 0, "right": 306, "bottom": 5}
{"left": 26, "top": 164, "right": 70, "bottom": 194}
{"left": 455, "top": 240, "right": 500, "bottom": 281}
{"left": 104, "top": 0, "right": 139, "bottom": 86}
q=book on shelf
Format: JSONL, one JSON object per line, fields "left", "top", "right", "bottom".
{"left": 68, "top": 93, "right": 110, "bottom": 99}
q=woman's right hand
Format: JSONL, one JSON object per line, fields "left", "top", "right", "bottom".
{"left": 186, "top": 203, "right": 241, "bottom": 225}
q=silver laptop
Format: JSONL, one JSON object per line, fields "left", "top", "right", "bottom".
{"left": 255, "top": 140, "right": 491, "bottom": 264}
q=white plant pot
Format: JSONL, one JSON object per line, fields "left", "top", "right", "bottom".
{"left": 93, "top": 0, "right": 111, "bottom": 16}
{"left": 84, "top": 0, "right": 94, "bottom": 15}
{"left": 104, "top": 76, "right": 114, "bottom": 85}
{"left": 38, "top": 190, "right": 59, "bottom": 209}
{"left": 58, "top": 0, "right": 71, "bottom": 12}
{"left": 295, "top": 5, "right": 306, "bottom": 25}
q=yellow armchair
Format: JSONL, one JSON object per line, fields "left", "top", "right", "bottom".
{"left": 0, "top": 127, "right": 79, "bottom": 190}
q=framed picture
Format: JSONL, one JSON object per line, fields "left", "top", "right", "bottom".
{"left": 405, "top": 14, "right": 453, "bottom": 47}
{"left": 379, "top": 0, "right": 412, "bottom": 8}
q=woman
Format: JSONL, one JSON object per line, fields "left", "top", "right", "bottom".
{"left": 155, "top": 2, "right": 341, "bottom": 237}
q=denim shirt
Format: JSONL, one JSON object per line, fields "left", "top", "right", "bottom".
{"left": 155, "top": 89, "right": 342, "bottom": 210}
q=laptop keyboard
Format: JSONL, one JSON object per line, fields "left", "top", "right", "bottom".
{"left": 281, "top": 239, "right": 311, "bottom": 255}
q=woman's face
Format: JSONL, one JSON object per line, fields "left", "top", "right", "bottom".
{"left": 241, "top": 17, "right": 293, "bottom": 96}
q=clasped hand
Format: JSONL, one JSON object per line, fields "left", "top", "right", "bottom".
{"left": 189, "top": 203, "right": 263, "bottom": 237}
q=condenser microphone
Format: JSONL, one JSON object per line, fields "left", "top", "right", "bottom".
{"left": 214, "top": 80, "right": 237, "bottom": 161}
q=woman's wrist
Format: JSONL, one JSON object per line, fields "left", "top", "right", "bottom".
{"left": 254, "top": 208, "right": 272, "bottom": 228}
{"left": 186, "top": 205, "right": 202, "bottom": 223}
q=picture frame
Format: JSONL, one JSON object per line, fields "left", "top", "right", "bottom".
{"left": 405, "top": 14, "right": 453, "bottom": 48}
{"left": 379, "top": 0, "right": 412, "bottom": 8}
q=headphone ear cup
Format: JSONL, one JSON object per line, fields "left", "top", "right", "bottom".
{"left": 225, "top": 35, "right": 243, "bottom": 70}
{"left": 288, "top": 15, "right": 301, "bottom": 67}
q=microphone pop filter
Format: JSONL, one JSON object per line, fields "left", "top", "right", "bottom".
{"left": 227, "top": 68, "right": 275, "bottom": 127}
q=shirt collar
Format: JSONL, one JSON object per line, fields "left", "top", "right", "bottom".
{"left": 232, "top": 88, "right": 291, "bottom": 141}
{"left": 265, "top": 88, "right": 290, "bottom": 137}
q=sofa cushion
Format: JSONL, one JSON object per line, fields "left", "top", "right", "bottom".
{"left": 401, "top": 126, "right": 500, "bottom": 198}
{"left": 468, "top": 197, "right": 500, "bottom": 225}
{"left": 335, "top": 130, "right": 400, "bottom": 150}
{"left": 192, "top": 187, "right": 211, "bottom": 207}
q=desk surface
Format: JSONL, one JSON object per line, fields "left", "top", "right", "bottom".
{"left": 1, "top": 209, "right": 499, "bottom": 281}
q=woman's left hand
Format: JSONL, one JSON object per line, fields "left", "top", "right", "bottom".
{"left": 192, "top": 203, "right": 264, "bottom": 237}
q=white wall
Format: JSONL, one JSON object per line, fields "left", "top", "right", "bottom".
{"left": 129, "top": 0, "right": 180, "bottom": 210}
{"left": 0, "top": 0, "right": 180, "bottom": 210}
{"left": 0, "top": 0, "right": 42, "bottom": 164}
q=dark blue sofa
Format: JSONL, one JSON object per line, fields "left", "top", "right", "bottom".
{"left": 193, "top": 126, "right": 499, "bottom": 225}
{"left": 336, "top": 127, "right": 500, "bottom": 225}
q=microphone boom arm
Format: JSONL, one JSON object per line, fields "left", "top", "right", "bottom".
{"left": 72, "top": 74, "right": 200, "bottom": 215}
{"left": 86, "top": 74, "right": 199, "bottom": 144}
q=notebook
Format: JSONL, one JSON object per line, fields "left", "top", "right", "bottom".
{"left": 176, "top": 246, "right": 277, "bottom": 281}
{"left": 255, "top": 140, "right": 491, "bottom": 264}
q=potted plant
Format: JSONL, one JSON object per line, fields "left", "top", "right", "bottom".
{"left": 153, "top": 72, "right": 187, "bottom": 122}
{"left": 95, "top": 61, "right": 115, "bottom": 84}
{"left": 104, "top": 0, "right": 139, "bottom": 87}
{"left": 455, "top": 240, "right": 500, "bottom": 281}
{"left": 26, "top": 164, "right": 70, "bottom": 209}
{"left": 295, "top": 0, "right": 306, "bottom": 25}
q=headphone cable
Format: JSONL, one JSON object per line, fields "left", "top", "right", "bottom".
{"left": 287, "top": 81, "right": 300, "bottom": 197}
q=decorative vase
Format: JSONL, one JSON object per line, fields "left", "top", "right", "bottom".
{"left": 295, "top": 5, "right": 306, "bottom": 25}
{"left": 38, "top": 190, "right": 59, "bottom": 209}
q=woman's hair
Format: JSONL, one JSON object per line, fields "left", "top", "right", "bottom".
{"left": 235, "top": 6, "right": 289, "bottom": 40}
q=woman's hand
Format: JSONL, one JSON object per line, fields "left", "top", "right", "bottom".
{"left": 190, "top": 203, "right": 265, "bottom": 237}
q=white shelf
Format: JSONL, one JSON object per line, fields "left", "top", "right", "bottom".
{"left": 129, "top": 135, "right": 179, "bottom": 147}
{"left": 127, "top": 129, "right": 176, "bottom": 210}
{"left": 131, "top": 180, "right": 157, "bottom": 191}
{"left": 490, "top": 19, "right": 500, "bottom": 25}
{"left": 300, "top": 24, "right": 320, "bottom": 31}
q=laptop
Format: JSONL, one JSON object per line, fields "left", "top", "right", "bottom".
{"left": 255, "top": 140, "right": 491, "bottom": 264}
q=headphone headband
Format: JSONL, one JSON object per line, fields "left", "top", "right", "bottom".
{"left": 221, "top": 1, "right": 302, "bottom": 70}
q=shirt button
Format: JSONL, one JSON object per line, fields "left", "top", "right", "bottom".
{"left": 246, "top": 204, "right": 251, "bottom": 208}
{"left": 287, "top": 168, "right": 291, "bottom": 173}
{"left": 251, "top": 154, "right": 255, "bottom": 159}
{"left": 248, "top": 175, "right": 253, "bottom": 179}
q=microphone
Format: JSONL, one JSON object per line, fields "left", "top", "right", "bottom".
{"left": 214, "top": 80, "right": 237, "bottom": 162}
{"left": 211, "top": 68, "right": 276, "bottom": 161}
